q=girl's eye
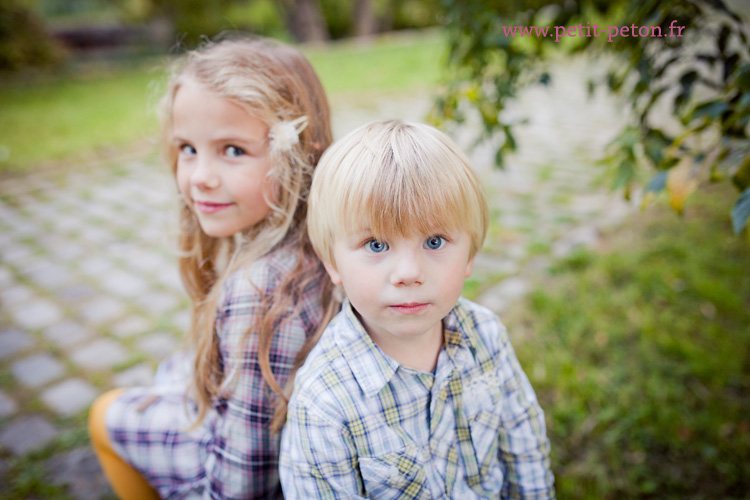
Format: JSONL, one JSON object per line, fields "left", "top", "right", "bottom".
{"left": 424, "top": 236, "right": 446, "bottom": 250}
{"left": 366, "top": 239, "right": 389, "bottom": 253}
{"left": 179, "top": 144, "right": 196, "bottom": 156}
{"left": 225, "top": 145, "right": 245, "bottom": 158}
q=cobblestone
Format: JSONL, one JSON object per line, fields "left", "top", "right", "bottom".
{"left": 12, "top": 353, "right": 66, "bottom": 388}
{"left": 136, "top": 332, "right": 179, "bottom": 359}
{"left": 10, "top": 297, "right": 65, "bottom": 330}
{"left": 70, "top": 338, "right": 130, "bottom": 371}
{"left": 40, "top": 378, "right": 98, "bottom": 417}
{"left": 0, "top": 391, "right": 18, "bottom": 417}
{"left": 0, "top": 328, "right": 34, "bottom": 359}
{"left": 0, "top": 416, "right": 58, "bottom": 455}
{"left": 43, "top": 320, "right": 95, "bottom": 350}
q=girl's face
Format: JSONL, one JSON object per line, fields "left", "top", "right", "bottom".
{"left": 173, "top": 79, "right": 275, "bottom": 238}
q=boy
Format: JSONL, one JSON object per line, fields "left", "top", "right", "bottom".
{"left": 280, "top": 120, "right": 555, "bottom": 499}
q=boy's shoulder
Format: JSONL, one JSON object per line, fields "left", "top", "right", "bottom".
{"left": 448, "top": 297, "right": 511, "bottom": 354}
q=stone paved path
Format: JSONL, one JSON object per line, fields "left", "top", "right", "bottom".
{"left": 0, "top": 57, "right": 634, "bottom": 498}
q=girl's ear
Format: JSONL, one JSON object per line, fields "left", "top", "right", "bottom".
{"left": 321, "top": 259, "right": 343, "bottom": 286}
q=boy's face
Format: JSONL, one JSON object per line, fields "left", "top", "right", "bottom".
{"left": 323, "top": 228, "right": 474, "bottom": 347}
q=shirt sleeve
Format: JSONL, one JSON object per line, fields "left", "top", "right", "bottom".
{"left": 279, "top": 388, "right": 366, "bottom": 500}
{"left": 495, "top": 325, "right": 556, "bottom": 500}
{"left": 202, "top": 264, "right": 311, "bottom": 500}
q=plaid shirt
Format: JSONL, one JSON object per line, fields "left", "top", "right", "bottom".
{"left": 280, "top": 298, "right": 554, "bottom": 499}
{"left": 107, "top": 242, "right": 324, "bottom": 499}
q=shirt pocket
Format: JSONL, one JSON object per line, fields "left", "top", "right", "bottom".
{"left": 468, "top": 408, "right": 504, "bottom": 490}
{"left": 359, "top": 445, "right": 431, "bottom": 500}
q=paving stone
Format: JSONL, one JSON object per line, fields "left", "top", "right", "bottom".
{"left": 110, "top": 315, "right": 152, "bottom": 338}
{"left": 0, "top": 391, "right": 18, "bottom": 417}
{"left": 120, "top": 247, "right": 171, "bottom": 273}
{"left": 137, "top": 332, "right": 178, "bottom": 359}
{"left": 40, "top": 378, "right": 98, "bottom": 417}
{"left": 10, "top": 297, "right": 64, "bottom": 330}
{"left": 153, "top": 266, "right": 184, "bottom": 292}
{"left": 0, "top": 283, "right": 34, "bottom": 307}
{"left": 0, "top": 415, "right": 58, "bottom": 455}
{"left": 1, "top": 242, "right": 36, "bottom": 264}
{"left": 473, "top": 253, "right": 520, "bottom": 276}
{"left": 477, "top": 276, "right": 531, "bottom": 315}
{"left": 22, "top": 260, "right": 74, "bottom": 289}
{"left": 78, "top": 255, "right": 115, "bottom": 277}
{"left": 552, "top": 225, "right": 600, "bottom": 258}
{"left": 112, "top": 363, "right": 154, "bottom": 387}
{"left": 11, "top": 353, "right": 65, "bottom": 388}
{"left": 0, "top": 266, "right": 13, "bottom": 287}
{"left": 100, "top": 269, "right": 149, "bottom": 298}
{"left": 0, "top": 328, "right": 34, "bottom": 359}
{"left": 172, "top": 309, "right": 191, "bottom": 332}
{"left": 70, "top": 338, "right": 129, "bottom": 371}
{"left": 47, "top": 240, "right": 87, "bottom": 262}
{"left": 43, "top": 320, "right": 95, "bottom": 350}
{"left": 46, "top": 447, "right": 114, "bottom": 500}
{"left": 57, "top": 283, "right": 97, "bottom": 303}
{"left": 76, "top": 296, "right": 127, "bottom": 325}
{"left": 134, "top": 290, "right": 181, "bottom": 315}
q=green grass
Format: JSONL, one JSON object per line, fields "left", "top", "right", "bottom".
{"left": 0, "top": 62, "right": 167, "bottom": 172}
{"left": 303, "top": 29, "right": 446, "bottom": 96}
{"left": 504, "top": 184, "right": 750, "bottom": 499}
{"left": 0, "top": 30, "right": 447, "bottom": 173}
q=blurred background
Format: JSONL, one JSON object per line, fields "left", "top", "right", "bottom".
{"left": 0, "top": 1, "right": 749, "bottom": 499}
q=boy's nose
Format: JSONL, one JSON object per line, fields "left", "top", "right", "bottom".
{"left": 390, "top": 251, "right": 424, "bottom": 286}
{"left": 191, "top": 157, "right": 220, "bottom": 189}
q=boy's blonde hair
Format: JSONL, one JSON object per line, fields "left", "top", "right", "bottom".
{"left": 308, "top": 120, "right": 488, "bottom": 267}
{"left": 161, "top": 36, "right": 337, "bottom": 428}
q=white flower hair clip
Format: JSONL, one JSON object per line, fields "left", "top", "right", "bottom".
{"left": 269, "top": 115, "right": 308, "bottom": 153}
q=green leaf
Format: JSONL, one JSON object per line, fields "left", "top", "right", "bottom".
{"left": 690, "top": 100, "right": 730, "bottom": 121}
{"left": 731, "top": 188, "right": 750, "bottom": 234}
{"left": 643, "top": 128, "right": 672, "bottom": 166}
{"left": 645, "top": 171, "right": 668, "bottom": 193}
{"left": 732, "top": 156, "right": 750, "bottom": 191}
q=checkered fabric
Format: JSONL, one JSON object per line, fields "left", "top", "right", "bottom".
{"left": 106, "top": 242, "right": 325, "bottom": 500}
{"left": 280, "top": 297, "right": 555, "bottom": 499}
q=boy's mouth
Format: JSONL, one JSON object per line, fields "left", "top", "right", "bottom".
{"left": 389, "top": 303, "right": 429, "bottom": 314}
{"left": 194, "top": 201, "right": 233, "bottom": 214}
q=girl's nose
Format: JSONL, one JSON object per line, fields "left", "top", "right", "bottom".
{"left": 390, "top": 250, "right": 424, "bottom": 286}
{"left": 191, "top": 157, "right": 220, "bottom": 189}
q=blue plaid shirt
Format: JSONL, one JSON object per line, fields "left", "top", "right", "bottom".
{"left": 280, "top": 297, "right": 555, "bottom": 499}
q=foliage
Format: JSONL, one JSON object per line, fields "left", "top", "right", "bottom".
{"left": 0, "top": 0, "right": 66, "bottom": 72}
{"left": 433, "top": 0, "right": 750, "bottom": 235}
{"left": 506, "top": 184, "right": 750, "bottom": 499}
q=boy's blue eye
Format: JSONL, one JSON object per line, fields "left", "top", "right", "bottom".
{"left": 424, "top": 236, "right": 446, "bottom": 250}
{"left": 367, "top": 239, "right": 389, "bottom": 253}
{"left": 225, "top": 145, "right": 245, "bottom": 158}
{"left": 179, "top": 144, "right": 196, "bottom": 156}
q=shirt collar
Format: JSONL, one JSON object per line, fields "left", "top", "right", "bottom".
{"left": 336, "top": 299, "right": 400, "bottom": 399}
{"left": 336, "top": 298, "right": 483, "bottom": 398}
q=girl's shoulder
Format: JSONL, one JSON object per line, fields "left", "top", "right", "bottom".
{"left": 221, "top": 242, "right": 320, "bottom": 302}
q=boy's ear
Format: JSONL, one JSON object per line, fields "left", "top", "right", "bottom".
{"left": 322, "top": 259, "right": 343, "bottom": 286}
{"left": 465, "top": 256, "right": 475, "bottom": 278}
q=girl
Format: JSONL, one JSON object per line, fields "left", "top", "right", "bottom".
{"left": 88, "top": 37, "right": 337, "bottom": 499}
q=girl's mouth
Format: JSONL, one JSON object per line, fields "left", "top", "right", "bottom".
{"left": 194, "top": 201, "right": 233, "bottom": 214}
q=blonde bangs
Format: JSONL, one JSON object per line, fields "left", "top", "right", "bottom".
{"left": 309, "top": 120, "right": 488, "bottom": 264}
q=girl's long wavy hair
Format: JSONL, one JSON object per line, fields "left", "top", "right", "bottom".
{"left": 161, "top": 36, "right": 338, "bottom": 428}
